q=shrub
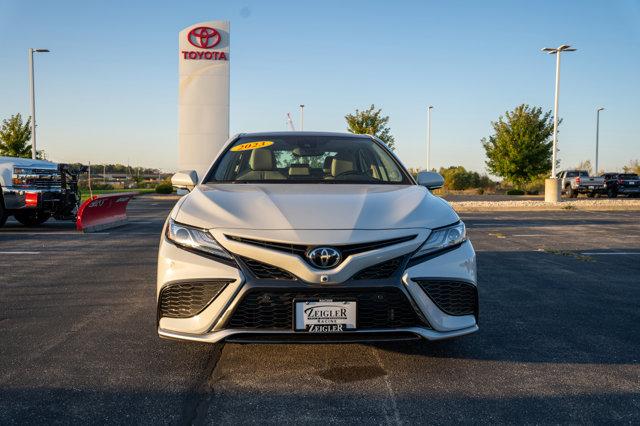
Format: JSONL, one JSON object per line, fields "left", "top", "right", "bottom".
{"left": 506, "top": 189, "right": 525, "bottom": 195}
{"left": 476, "top": 188, "right": 485, "bottom": 195}
{"left": 155, "top": 182, "right": 174, "bottom": 194}
{"left": 438, "top": 166, "right": 495, "bottom": 191}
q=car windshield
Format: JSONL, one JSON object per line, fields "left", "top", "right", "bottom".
{"left": 205, "top": 135, "right": 411, "bottom": 184}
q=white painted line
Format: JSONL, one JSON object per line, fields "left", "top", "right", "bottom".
{"left": 513, "top": 234, "right": 548, "bottom": 237}
{"left": 0, "top": 251, "right": 41, "bottom": 255}
{"left": 0, "top": 232, "right": 110, "bottom": 235}
{"left": 581, "top": 252, "right": 640, "bottom": 256}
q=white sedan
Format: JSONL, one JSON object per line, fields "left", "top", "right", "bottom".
{"left": 157, "top": 132, "right": 478, "bottom": 343}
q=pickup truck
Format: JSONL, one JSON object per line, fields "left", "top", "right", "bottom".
{"left": 602, "top": 173, "right": 640, "bottom": 198}
{"left": 557, "top": 170, "right": 605, "bottom": 198}
{"left": 0, "top": 156, "right": 83, "bottom": 228}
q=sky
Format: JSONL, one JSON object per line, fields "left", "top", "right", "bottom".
{"left": 0, "top": 0, "right": 639, "bottom": 173}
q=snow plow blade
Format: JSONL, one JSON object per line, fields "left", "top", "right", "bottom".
{"left": 76, "top": 192, "right": 137, "bottom": 233}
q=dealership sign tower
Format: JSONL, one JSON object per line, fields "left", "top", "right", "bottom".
{"left": 178, "top": 21, "right": 230, "bottom": 178}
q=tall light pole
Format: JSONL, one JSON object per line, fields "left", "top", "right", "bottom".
{"left": 427, "top": 106, "right": 433, "bottom": 171}
{"left": 29, "top": 48, "right": 50, "bottom": 159}
{"left": 541, "top": 44, "right": 576, "bottom": 202}
{"left": 541, "top": 45, "right": 576, "bottom": 177}
{"left": 595, "top": 107, "right": 604, "bottom": 175}
{"left": 299, "top": 104, "right": 305, "bottom": 131}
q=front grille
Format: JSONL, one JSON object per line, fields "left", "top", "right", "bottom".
{"left": 415, "top": 280, "right": 478, "bottom": 316}
{"left": 159, "top": 280, "right": 231, "bottom": 318}
{"left": 353, "top": 256, "right": 405, "bottom": 280}
{"left": 226, "top": 234, "right": 417, "bottom": 268}
{"left": 240, "top": 257, "right": 296, "bottom": 280}
{"left": 227, "top": 287, "right": 423, "bottom": 330}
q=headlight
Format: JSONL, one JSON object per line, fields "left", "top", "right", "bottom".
{"left": 166, "top": 219, "right": 233, "bottom": 260}
{"left": 412, "top": 222, "right": 466, "bottom": 258}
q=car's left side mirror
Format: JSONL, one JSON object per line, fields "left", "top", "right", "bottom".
{"left": 416, "top": 171, "right": 444, "bottom": 190}
{"left": 171, "top": 170, "right": 198, "bottom": 192}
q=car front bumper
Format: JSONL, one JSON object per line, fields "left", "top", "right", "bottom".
{"left": 1, "top": 186, "right": 64, "bottom": 211}
{"left": 157, "top": 235, "right": 478, "bottom": 343}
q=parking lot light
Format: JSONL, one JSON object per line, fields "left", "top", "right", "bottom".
{"left": 28, "top": 48, "right": 50, "bottom": 159}
{"left": 595, "top": 107, "right": 605, "bottom": 175}
{"left": 541, "top": 44, "right": 576, "bottom": 178}
{"left": 541, "top": 44, "right": 576, "bottom": 202}
{"left": 427, "top": 106, "right": 433, "bottom": 171}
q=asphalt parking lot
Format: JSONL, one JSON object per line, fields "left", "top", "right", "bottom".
{"left": 1, "top": 196, "right": 639, "bottom": 424}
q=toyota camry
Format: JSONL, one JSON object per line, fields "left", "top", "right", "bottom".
{"left": 157, "top": 132, "right": 478, "bottom": 343}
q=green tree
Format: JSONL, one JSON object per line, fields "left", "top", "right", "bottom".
{"left": 0, "top": 114, "right": 35, "bottom": 158}
{"left": 345, "top": 104, "right": 396, "bottom": 151}
{"left": 481, "top": 104, "right": 555, "bottom": 189}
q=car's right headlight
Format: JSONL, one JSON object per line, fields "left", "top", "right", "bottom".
{"left": 166, "top": 218, "right": 233, "bottom": 260}
{"left": 411, "top": 221, "right": 466, "bottom": 259}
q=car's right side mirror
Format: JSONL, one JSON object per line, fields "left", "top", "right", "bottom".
{"left": 416, "top": 171, "right": 444, "bottom": 190}
{"left": 171, "top": 170, "right": 198, "bottom": 192}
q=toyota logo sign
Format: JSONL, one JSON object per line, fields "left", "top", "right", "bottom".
{"left": 187, "top": 26, "right": 221, "bottom": 49}
{"left": 306, "top": 247, "right": 342, "bottom": 269}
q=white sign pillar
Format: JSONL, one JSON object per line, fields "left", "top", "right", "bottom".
{"left": 178, "top": 21, "right": 230, "bottom": 179}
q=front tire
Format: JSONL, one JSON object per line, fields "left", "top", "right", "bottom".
{"left": 607, "top": 188, "right": 617, "bottom": 198}
{"left": 568, "top": 186, "right": 578, "bottom": 198}
{"left": 587, "top": 192, "right": 595, "bottom": 198}
{"left": 14, "top": 211, "right": 50, "bottom": 226}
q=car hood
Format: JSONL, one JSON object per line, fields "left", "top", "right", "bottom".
{"left": 174, "top": 184, "right": 459, "bottom": 230}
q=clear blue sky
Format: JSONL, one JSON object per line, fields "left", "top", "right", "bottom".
{"left": 1, "top": 0, "right": 639, "bottom": 173}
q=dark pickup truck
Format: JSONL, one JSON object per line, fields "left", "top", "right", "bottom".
{"left": 602, "top": 173, "right": 640, "bottom": 198}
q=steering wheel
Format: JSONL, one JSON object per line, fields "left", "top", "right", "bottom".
{"left": 334, "top": 170, "right": 368, "bottom": 179}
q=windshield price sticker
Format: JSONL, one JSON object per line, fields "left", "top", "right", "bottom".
{"left": 295, "top": 300, "right": 357, "bottom": 332}
{"left": 230, "top": 141, "right": 274, "bottom": 152}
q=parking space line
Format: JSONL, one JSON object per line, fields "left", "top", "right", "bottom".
{"left": 0, "top": 251, "right": 41, "bottom": 254}
{"left": 581, "top": 252, "right": 640, "bottom": 256}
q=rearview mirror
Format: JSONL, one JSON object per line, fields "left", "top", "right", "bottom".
{"left": 171, "top": 170, "right": 198, "bottom": 191}
{"left": 416, "top": 171, "right": 444, "bottom": 190}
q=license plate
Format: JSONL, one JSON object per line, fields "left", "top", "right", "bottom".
{"left": 294, "top": 299, "right": 357, "bottom": 332}
{"left": 588, "top": 185, "right": 594, "bottom": 189}
{"left": 630, "top": 182, "right": 635, "bottom": 185}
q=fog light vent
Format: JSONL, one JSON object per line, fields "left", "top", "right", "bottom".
{"left": 159, "top": 280, "right": 231, "bottom": 318}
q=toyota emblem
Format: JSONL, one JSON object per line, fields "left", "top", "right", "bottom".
{"left": 187, "top": 26, "right": 221, "bottom": 49}
{"left": 306, "top": 247, "right": 341, "bottom": 269}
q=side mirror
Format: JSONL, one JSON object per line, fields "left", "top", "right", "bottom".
{"left": 417, "top": 171, "right": 444, "bottom": 190}
{"left": 171, "top": 170, "right": 198, "bottom": 192}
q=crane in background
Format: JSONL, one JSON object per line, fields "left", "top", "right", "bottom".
{"left": 286, "top": 112, "right": 296, "bottom": 131}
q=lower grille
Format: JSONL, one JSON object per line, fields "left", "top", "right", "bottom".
{"left": 240, "top": 257, "right": 296, "bottom": 280}
{"left": 353, "top": 256, "right": 405, "bottom": 280}
{"left": 415, "top": 280, "right": 478, "bottom": 316}
{"left": 159, "top": 280, "right": 231, "bottom": 318}
{"left": 227, "top": 287, "right": 423, "bottom": 330}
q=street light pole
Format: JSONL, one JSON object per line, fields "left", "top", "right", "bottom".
{"left": 541, "top": 45, "right": 576, "bottom": 177}
{"left": 427, "top": 106, "right": 433, "bottom": 171}
{"left": 595, "top": 107, "right": 604, "bottom": 175}
{"left": 299, "top": 104, "right": 305, "bottom": 131}
{"left": 551, "top": 51, "right": 561, "bottom": 177}
{"left": 541, "top": 44, "right": 576, "bottom": 202}
{"left": 28, "top": 48, "right": 50, "bottom": 159}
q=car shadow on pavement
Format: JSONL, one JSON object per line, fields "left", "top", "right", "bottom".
{"left": 373, "top": 248, "right": 640, "bottom": 365}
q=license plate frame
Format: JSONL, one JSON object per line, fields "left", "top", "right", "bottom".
{"left": 293, "top": 299, "right": 357, "bottom": 332}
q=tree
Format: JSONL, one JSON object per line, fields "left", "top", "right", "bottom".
{"left": 0, "top": 114, "right": 34, "bottom": 158}
{"left": 481, "top": 104, "right": 555, "bottom": 189}
{"left": 623, "top": 160, "right": 640, "bottom": 174}
{"left": 345, "top": 104, "right": 396, "bottom": 151}
{"left": 576, "top": 159, "right": 592, "bottom": 175}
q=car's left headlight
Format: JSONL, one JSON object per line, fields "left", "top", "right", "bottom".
{"left": 166, "top": 219, "right": 233, "bottom": 260}
{"left": 411, "top": 221, "right": 466, "bottom": 259}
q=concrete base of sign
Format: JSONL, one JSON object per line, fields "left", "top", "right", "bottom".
{"left": 545, "top": 178, "right": 561, "bottom": 203}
